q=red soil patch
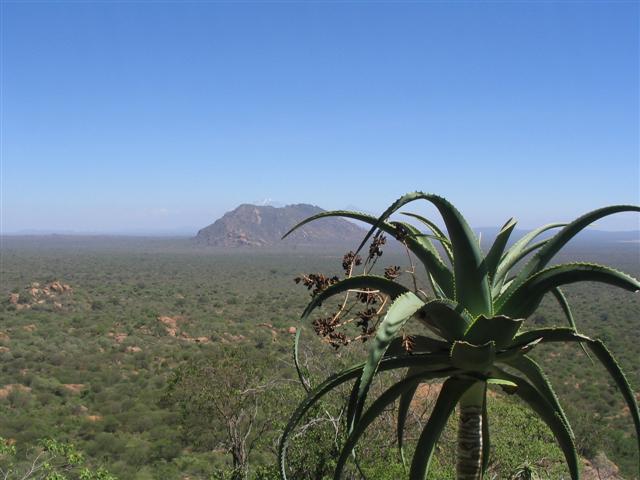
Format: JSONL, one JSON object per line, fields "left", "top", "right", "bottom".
{"left": 0, "top": 384, "right": 31, "bottom": 399}
{"left": 62, "top": 384, "right": 85, "bottom": 394}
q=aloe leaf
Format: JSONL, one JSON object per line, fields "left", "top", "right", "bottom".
{"left": 498, "top": 278, "right": 514, "bottom": 296}
{"left": 409, "top": 377, "right": 476, "bottom": 479}
{"left": 350, "top": 292, "right": 426, "bottom": 429}
{"left": 293, "top": 327, "right": 310, "bottom": 392}
{"left": 450, "top": 341, "right": 496, "bottom": 372}
{"left": 492, "top": 222, "right": 564, "bottom": 295}
{"left": 417, "top": 298, "right": 474, "bottom": 341}
{"left": 487, "top": 378, "right": 518, "bottom": 389}
{"left": 429, "top": 272, "right": 446, "bottom": 299}
{"left": 424, "top": 195, "right": 492, "bottom": 317}
{"left": 400, "top": 211, "right": 449, "bottom": 240}
{"left": 386, "top": 335, "right": 450, "bottom": 356}
{"left": 551, "top": 287, "right": 591, "bottom": 359}
{"left": 392, "top": 356, "right": 459, "bottom": 466}
{"left": 282, "top": 209, "right": 371, "bottom": 240}
{"left": 496, "top": 263, "right": 640, "bottom": 318}
{"left": 390, "top": 220, "right": 445, "bottom": 264}
{"left": 400, "top": 211, "right": 454, "bottom": 262}
{"left": 397, "top": 372, "right": 420, "bottom": 469}
{"left": 414, "top": 233, "right": 453, "bottom": 244}
{"left": 355, "top": 192, "right": 492, "bottom": 316}
{"left": 279, "top": 363, "right": 364, "bottom": 480}
{"left": 511, "top": 328, "right": 590, "bottom": 348}
{"left": 551, "top": 287, "right": 577, "bottom": 331}
{"left": 492, "top": 239, "right": 549, "bottom": 298}
{"left": 496, "top": 338, "right": 542, "bottom": 362}
{"left": 389, "top": 220, "right": 454, "bottom": 295}
{"left": 485, "top": 218, "right": 518, "bottom": 283}
{"left": 335, "top": 368, "right": 457, "bottom": 479}
{"left": 279, "top": 353, "right": 451, "bottom": 479}
{"left": 503, "top": 205, "right": 640, "bottom": 301}
{"left": 507, "top": 330, "right": 640, "bottom": 469}
{"left": 492, "top": 368, "right": 580, "bottom": 479}
{"left": 287, "top": 209, "right": 456, "bottom": 297}
{"left": 353, "top": 192, "right": 432, "bottom": 254}
{"left": 345, "top": 372, "right": 361, "bottom": 437}
{"left": 587, "top": 340, "right": 640, "bottom": 472}
{"left": 504, "top": 355, "right": 573, "bottom": 438}
{"left": 463, "top": 315, "right": 524, "bottom": 349}
{"left": 301, "top": 275, "right": 409, "bottom": 320}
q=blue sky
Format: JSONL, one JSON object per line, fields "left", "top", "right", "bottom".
{"left": 2, "top": 1, "right": 638, "bottom": 234}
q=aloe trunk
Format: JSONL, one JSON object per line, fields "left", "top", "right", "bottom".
{"left": 457, "top": 382, "right": 485, "bottom": 480}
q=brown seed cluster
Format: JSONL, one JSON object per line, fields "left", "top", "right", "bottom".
{"left": 311, "top": 316, "right": 349, "bottom": 349}
{"left": 356, "top": 308, "right": 377, "bottom": 335}
{"left": 368, "top": 234, "right": 386, "bottom": 260}
{"left": 392, "top": 222, "right": 410, "bottom": 242}
{"left": 342, "top": 251, "right": 362, "bottom": 273}
{"left": 384, "top": 265, "right": 401, "bottom": 280}
{"left": 356, "top": 289, "right": 379, "bottom": 305}
{"left": 294, "top": 232, "right": 412, "bottom": 350}
{"left": 294, "top": 273, "right": 339, "bottom": 297}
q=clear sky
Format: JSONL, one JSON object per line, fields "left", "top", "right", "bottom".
{"left": 1, "top": 1, "right": 638, "bottom": 234}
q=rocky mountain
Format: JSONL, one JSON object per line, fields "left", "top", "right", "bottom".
{"left": 194, "top": 204, "right": 366, "bottom": 247}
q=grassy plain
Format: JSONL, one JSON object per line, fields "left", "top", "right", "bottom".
{"left": 0, "top": 235, "right": 638, "bottom": 478}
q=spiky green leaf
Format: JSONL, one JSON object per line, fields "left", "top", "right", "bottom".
{"left": 350, "top": 292, "right": 426, "bottom": 428}
{"left": 496, "top": 263, "right": 640, "bottom": 318}
{"left": 389, "top": 220, "right": 446, "bottom": 264}
{"left": 551, "top": 287, "right": 591, "bottom": 359}
{"left": 336, "top": 368, "right": 457, "bottom": 479}
{"left": 301, "top": 275, "right": 409, "bottom": 320}
{"left": 511, "top": 327, "right": 589, "bottom": 348}
{"left": 417, "top": 298, "right": 473, "bottom": 341}
{"left": 292, "top": 327, "right": 310, "bottom": 392}
{"left": 492, "top": 369, "right": 580, "bottom": 479}
{"left": 464, "top": 315, "right": 523, "bottom": 348}
{"left": 504, "top": 355, "right": 573, "bottom": 438}
{"left": 386, "top": 335, "right": 450, "bottom": 356}
{"left": 587, "top": 340, "right": 640, "bottom": 473}
{"left": 507, "top": 330, "right": 640, "bottom": 472}
{"left": 355, "top": 192, "right": 492, "bottom": 316}
{"left": 397, "top": 373, "right": 420, "bottom": 469}
{"left": 279, "top": 353, "right": 451, "bottom": 479}
{"left": 492, "top": 222, "right": 565, "bottom": 295}
{"left": 496, "top": 338, "right": 543, "bottom": 362}
{"left": 450, "top": 341, "right": 496, "bottom": 372}
{"left": 503, "top": 205, "right": 640, "bottom": 301}
{"left": 400, "top": 211, "right": 453, "bottom": 262}
{"left": 283, "top": 209, "right": 454, "bottom": 296}
{"left": 485, "top": 218, "right": 518, "bottom": 282}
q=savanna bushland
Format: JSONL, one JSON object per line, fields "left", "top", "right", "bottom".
{"left": 0, "top": 233, "right": 638, "bottom": 479}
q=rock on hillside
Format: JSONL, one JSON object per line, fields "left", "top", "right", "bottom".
{"left": 195, "top": 204, "right": 366, "bottom": 247}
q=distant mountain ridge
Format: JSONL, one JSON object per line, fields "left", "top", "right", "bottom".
{"left": 194, "top": 203, "right": 366, "bottom": 247}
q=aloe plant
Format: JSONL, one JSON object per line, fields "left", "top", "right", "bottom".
{"left": 278, "top": 192, "right": 640, "bottom": 480}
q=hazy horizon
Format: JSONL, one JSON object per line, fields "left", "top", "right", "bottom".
{"left": 2, "top": 2, "right": 638, "bottom": 233}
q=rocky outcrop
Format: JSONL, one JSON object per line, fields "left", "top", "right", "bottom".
{"left": 195, "top": 203, "right": 365, "bottom": 247}
{"left": 6, "top": 281, "right": 73, "bottom": 311}
{"left": 582, "top": 452, "right": 624, "bottom": 480}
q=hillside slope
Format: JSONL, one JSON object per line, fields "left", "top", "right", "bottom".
{"left": 195, "top": 203, "right": 366, "bottom": 247}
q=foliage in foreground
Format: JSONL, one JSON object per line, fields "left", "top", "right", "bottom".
{"left": 279, "top": 192, "right": 640, "bottom": 479}
{"left": 0, "top": 437, "right": 115, "bottom": 480}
